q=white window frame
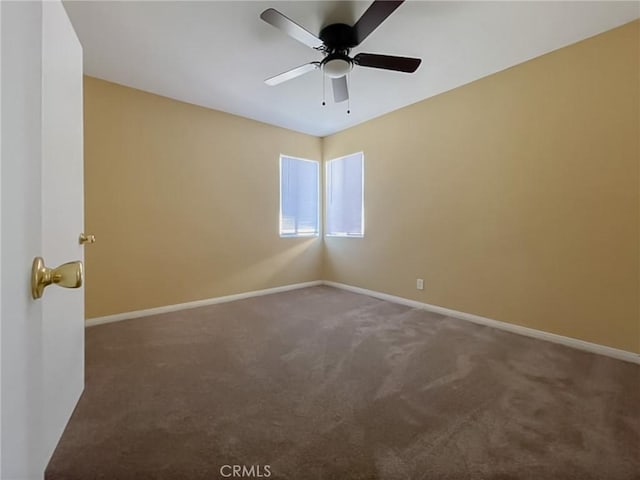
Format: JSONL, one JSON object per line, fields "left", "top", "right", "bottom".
{"left": 279, "top": 154, "right": 320, "bottom": 238}
{"left": 325, "top": 151, "right": 365, "bottom": 238}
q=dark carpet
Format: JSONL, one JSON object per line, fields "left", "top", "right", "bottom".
{"left": 46, "top": 286, "right": 639, "bottom": 480}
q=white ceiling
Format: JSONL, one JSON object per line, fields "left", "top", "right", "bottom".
{"left": 63, "top": 1, "right": 639, "bottom": 137}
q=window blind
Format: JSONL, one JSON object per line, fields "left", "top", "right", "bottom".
{"left": 326, "top": 152, "right": 364, "bottom": 237}
{"left": 280, "top": 156, "right": 319, "bottom": 236}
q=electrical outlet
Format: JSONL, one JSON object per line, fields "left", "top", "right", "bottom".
{"left": 416, "top": 278, "right": 424, "bottom": 290}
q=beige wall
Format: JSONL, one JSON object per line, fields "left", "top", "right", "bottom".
{"left": 84, "top": 77, "right": 322, "bottom": 318}
{"left": 323, "top": 20, "right": 640, "bottom": 353}
{"left": 85, "top": 21, "right": 639, "bottom": 353}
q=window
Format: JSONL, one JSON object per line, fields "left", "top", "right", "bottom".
{"left": 279, "top": 155, "right": 319, "bottom": 237}
{"left": 326, "top": 152, "right": 364, "bottom": 237}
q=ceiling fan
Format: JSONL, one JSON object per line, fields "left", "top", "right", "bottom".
{"left": 260, "top": 0, "right": 422, "bottom": 104}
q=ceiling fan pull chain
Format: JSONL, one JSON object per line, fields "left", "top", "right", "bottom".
{"left": 347, "top": 74, "right": 351, "bottom": 114}
{"left": 322, "top": 74, "right": 326, "bottom": 106}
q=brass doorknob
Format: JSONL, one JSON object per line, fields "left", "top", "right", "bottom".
{"left": 79, "top": 233, "right": 96, "bottom": 245}
{"left": 31, "top": 257, "right": 83, "bottom": 300}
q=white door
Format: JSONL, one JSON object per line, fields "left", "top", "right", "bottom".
{"left": 1, "top": 1, "right": 85, "bottom": 479}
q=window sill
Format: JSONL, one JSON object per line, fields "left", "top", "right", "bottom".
{"left": 325, "top": 233, "right": 364, "bottom": 238}
{"left": 279, "top": 233, "right": 320, "bottom": 238}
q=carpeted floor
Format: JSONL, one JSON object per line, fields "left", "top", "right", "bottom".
{"left": 46, "top": 286, "right": 639, "bottom": 480}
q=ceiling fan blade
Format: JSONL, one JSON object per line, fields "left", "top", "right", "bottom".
{"left": 264, "top": 62, "right": 320, "bottom": 86}
{"left": 353, "top": 0, "right": 404, "bottom": 46}
{"left": 260, "top": 8, "right": 324, "bottom": 50}
{"left": 354, "top": 53, "right": 421, "bottom": 73}
{"left": 332, "top": 76, "right": 349, "bottom": 103}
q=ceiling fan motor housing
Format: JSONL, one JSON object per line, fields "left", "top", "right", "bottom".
{"left": 319, "top": 23, "right": 357, "bottom": 78}
{"left": 319, "top": 23, "right": 357, "bottom": 50}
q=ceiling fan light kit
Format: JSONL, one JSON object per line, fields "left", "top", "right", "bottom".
{"left": 322, "top": 54, "right": 353, "bottom": 78}
{"left": 260, "top": 0, "right": 421, "bottom": 109}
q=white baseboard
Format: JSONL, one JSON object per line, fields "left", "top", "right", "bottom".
{"left": 85, "top": 280, "right": 323, "bottom": 327}
{"left": 323, "top": 281, "right": 640, "bottom": 365}
{"left": 85, "top": 278, "right": 639, "bottom": 365}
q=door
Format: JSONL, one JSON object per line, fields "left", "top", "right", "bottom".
{"left": 1, "top": 1, "right": 84, "bottom": 478}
